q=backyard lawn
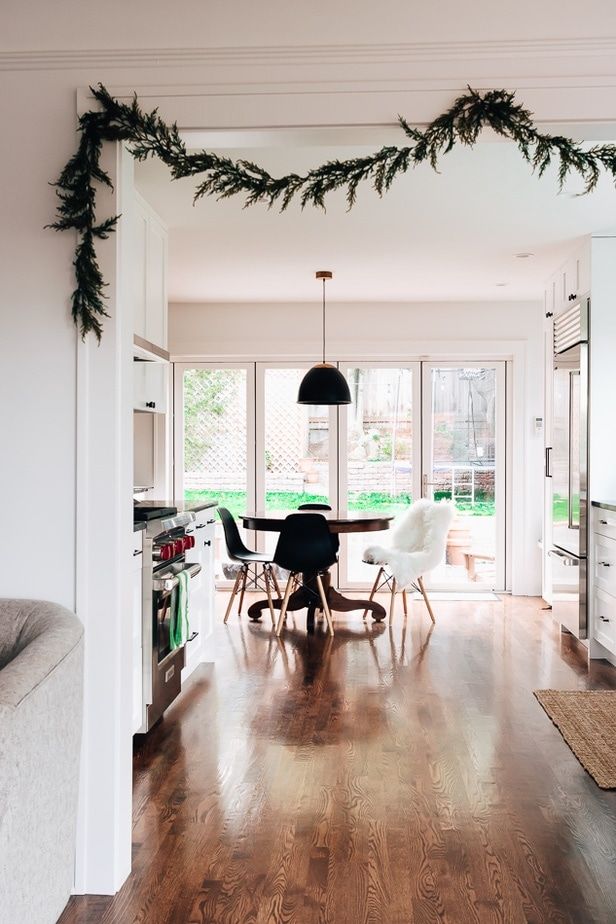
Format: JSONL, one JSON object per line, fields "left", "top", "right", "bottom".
{"left": 184, "top": 489, "right": 496, "bottom": 519}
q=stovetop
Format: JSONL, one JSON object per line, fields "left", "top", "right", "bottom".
{"left": 133, "top": 501, "right": 178, "bottom": 522}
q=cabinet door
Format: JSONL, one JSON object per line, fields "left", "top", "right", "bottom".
{"left": 133, "top": 204, "right": 148, "bottom": 339}
{"left": 592, "top": 587, "right": 616, "bottom": 653}
{"left": 145, "top": 219, "right": 167, "bottom": 349}
{"left": 133, "top": 362, "right": 168, "bottom": 414}
{"left": 143, "top": 362, "right": 168, "bottom": 415}
{"left": 185, "top": 511, "right": 216, "bottom": 658}
{"left": 132, "top": 533, "right": 144, "bottom": 734}
{"left": 563, "top": 256, "right": 580, "bottom": 307}
{"left": 578, "top": 243, "right": 591, "bottom": 297}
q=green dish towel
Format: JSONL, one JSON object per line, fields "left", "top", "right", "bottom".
{"left": 170, "top": 569, "right": 190, "bottom": 649}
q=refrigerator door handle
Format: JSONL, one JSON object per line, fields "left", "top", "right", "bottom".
{"left": 548, "top": 548, "right": 580, "bottom": 567}
{"left": 545, "top": 446, "right": 552, "bottom": 478}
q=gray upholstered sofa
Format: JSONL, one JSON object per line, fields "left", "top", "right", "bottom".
{"left": 0, "top": 599, "right": 84, "bottom": 924}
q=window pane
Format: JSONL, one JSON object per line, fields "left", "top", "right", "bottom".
{"left": 426, "top": 367, "right": 496, "bottom": 587}
{"left": 183, "top": 368, "right": 248, "bottom": 580}
{"left": 264, "top": 368, "right": 330, "bottom": 512}
{"left": 344, "top": 367, "right": 415, "bottom": 584}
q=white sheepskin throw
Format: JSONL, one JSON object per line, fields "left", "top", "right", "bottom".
{"left": 364, "top": 499, "right": 454, "bottom": 589}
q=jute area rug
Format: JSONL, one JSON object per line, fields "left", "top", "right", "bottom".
{"left": 534, "top": 690, "right": 616, "bottom": 789}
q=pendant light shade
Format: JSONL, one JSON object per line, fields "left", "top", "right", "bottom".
{"left": 297, "top": 362, "right": 351, "bottom": 405}
{"left": 297, "top": 271, "right": 351, "bottom": 406}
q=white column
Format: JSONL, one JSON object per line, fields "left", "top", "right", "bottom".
{"left": 73, "top": 142, "right": 135, "bottom": 893}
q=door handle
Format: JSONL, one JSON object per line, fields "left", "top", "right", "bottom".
{"left": 545, "top": 447, "right": 552, "bottom": 478}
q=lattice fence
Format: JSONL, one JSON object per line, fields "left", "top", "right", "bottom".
{"left": 183, "top": 369, "right": 246, "bottom": 490}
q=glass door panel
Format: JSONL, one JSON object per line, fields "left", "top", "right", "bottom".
{"left": 174, "top": 364, "right": 254, "bottom": 582}
{"left": 339, "top": 365, "right": 421, "bottom": 587}
{"left": 421, "top": 363, "right": 505, "bottom": 590}
{"left": 257, "top": 365, "right": 337, "bottom": 559}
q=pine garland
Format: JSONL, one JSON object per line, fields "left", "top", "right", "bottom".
{"left": 49, "top": 84, "right": 616, "bottom": 341}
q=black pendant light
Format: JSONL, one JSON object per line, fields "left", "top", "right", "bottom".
{"left": 297, "top": 271, "right": 352, "bottom": 405}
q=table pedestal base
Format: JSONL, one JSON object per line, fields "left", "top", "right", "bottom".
{"left": 246, "top": 569, "right": 386, "bottom": 624}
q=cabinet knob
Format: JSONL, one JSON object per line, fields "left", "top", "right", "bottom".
{"left": 206, "top": 518, "right": 216, "bottom": 525}
{"left": 133, "top": 549, "right": 142, "bottom": 557}
{"left": 599, "top": 561, "right": 611, "bottom": 568}
{"left": 145, "top": 401, "right": 156, "bottom": 409}
{"left": 204, "top": 540, "right": 212, "bottom": 547}
{"left": 600, "top": 519, "right": 609, "bottom": 526}
{"left": 568, "top": 293, "right": 577, "bottom": 301}
{"left": 600, "top": 616, "right": 611, "bottom": 623}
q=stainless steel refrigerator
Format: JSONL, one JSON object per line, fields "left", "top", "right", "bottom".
{"left": 547, "top": 298, "right": 589, "bottom": 638}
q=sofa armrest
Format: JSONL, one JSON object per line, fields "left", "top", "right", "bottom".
{"left": 0, "top": 600, "right": 83, "bottom": 710}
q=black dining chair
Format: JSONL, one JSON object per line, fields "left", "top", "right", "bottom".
{"left": 273, "top": 513, "right": 338, "bottom": 637}
{"left": 297, "top": 502, "right": 340, "bottom": 554}
{"left": 218, "top": 508, "right": 279, "bottom": 624}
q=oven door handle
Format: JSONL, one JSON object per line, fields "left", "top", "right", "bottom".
{"left": 152, "top": 562, "right": 202, "bottom": 592}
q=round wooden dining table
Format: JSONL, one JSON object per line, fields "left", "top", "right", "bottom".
{"left": 241, "top": 510, "right": 394, "bottom": 625}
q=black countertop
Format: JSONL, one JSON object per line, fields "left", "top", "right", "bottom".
{"left": 133, "top": 499, "right": 218, "bottom": 524}
{"left": 591, "top": 500, "right": 616, "bottom": 513}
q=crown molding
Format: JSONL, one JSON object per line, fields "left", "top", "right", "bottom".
{"left": 3, "top": 37, "right": 616, "bottom": 71}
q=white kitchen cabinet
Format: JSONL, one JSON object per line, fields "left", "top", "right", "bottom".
{"left": 133, "top": 193, "right": 168, "bottom": 351}
{"left": 592, "top": 588, "right": 616, "bottom": 653}
{"left": 590, "top": 507, "right": 616, "bottom": 658}
{"left": 133, "top": 360, "right": 168, "bottom": 414}
{"left": 183, "top": 508, "right": 217, "bottom": 679}
{"left": 131, "top": 530, "right": 144, "bottom": 734}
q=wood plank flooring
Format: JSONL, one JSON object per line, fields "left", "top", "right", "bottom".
{"left": 60, "top": 595, "right": 616, "bottom": 923}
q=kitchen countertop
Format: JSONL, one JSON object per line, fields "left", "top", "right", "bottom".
{"left": 136, "top": 499, "right": 218, "bottom": 515}
{"left": 591, "top": 500, "right": 616, "bottom": 513}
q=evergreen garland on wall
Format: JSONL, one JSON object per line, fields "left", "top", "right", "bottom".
{"left": 49, "top": 84, "right": 616, "bottom": 341}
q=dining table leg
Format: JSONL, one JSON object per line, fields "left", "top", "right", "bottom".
{"left": 247, "top": 567, "right": 387, "bottom": 624}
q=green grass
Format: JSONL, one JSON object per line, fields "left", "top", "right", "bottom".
{"left": 184, "top": 488, "right": 496, "bottom": 518}
{"left": 553, "top": 493, "right": 579, "bottom": 522}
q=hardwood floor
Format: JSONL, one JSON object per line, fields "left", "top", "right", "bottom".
{"left": 60, "top": 594, "right": 616, "bottom": 923}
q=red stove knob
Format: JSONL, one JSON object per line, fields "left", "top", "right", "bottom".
{"left": 159, "top": 543, "right": 173, "bottom": 561}
{"left": 185, "top": 535, "right": 195, "bottom": 550}
{"left": 173, "top": 539, "right": 184, "bottom": 556}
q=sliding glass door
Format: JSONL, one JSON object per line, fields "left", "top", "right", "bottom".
{"left": 174, "top": 363, "right": 255, "bottom": 581}
{"left": 421, "top": 363, "right": 506, "bottom": 590}
{"left": 175, "top": 359, "right": 507, "bottom": 592}
{"left": 255, "top": 364, "right": 337, "bottom": 559}
{"left": 338, "top": 364, "right": 421, "bottom": 586}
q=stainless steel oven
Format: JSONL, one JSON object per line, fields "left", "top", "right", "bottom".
{"left": 138, "top": 510, "right": 201, "bottom": 732}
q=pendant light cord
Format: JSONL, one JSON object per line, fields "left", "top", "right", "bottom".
{"left": 322, "top": 276, "right": 326, "bottom": 364}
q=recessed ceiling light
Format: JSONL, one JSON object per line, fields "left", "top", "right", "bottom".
{"left": 495, "top": 282, "right": 508, "bottom": 287}
{"left": 515, "top": 252, "right": 534, "bottom": 259}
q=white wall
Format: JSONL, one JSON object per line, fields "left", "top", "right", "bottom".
{"left": 170, "top": 299, "right": 544, "bottom": 594}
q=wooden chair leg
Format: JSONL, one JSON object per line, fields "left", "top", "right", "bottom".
{"left": 237, "top": 565, "right": 248, "bottom": 614}
{"left": 270, "top": 568, "right": 282, "bottom": 599}
{"left": 402, "top": 588, "right": 408, "bottom": 617}
{"left": 263, "top": 565, "right": 275, "bottom": 625}
{"left": 224, "top": 569, "right": 242, "bottom": 624}
{"left": 275, "top": 574, "right": 295, "bottom": 636}
{"left": 417, "top": 576, "right": 435, "bottom": 624}
{"left": 389, "top": 578, "right": 397, "bottom": 622}
{"left": 363, "top": 567, "right": 384, "bottom": 620}
{"left": 316, "top": 573, "right": 334, "bottom": 636}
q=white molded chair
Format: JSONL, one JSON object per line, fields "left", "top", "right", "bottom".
{"left": 362, "top": 499, "right": 454, "bottom": 622}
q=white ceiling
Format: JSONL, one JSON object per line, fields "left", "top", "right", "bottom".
{"left": 135, "top": 136, "right": 616, "bottom": 303}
